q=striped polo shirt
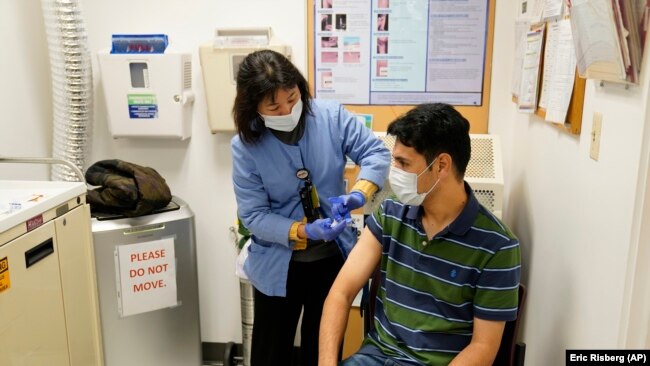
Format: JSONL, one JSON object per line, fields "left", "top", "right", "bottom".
{"left": 360, "top": 182, "right": 521, "bottom": 365}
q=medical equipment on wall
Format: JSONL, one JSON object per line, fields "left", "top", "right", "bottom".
{"left": 97, "top": 35, "right": 194, "bottom": 139}
{"left": 199, "top": 27, "right": 291, "bottom": 133}
{"left": 366, "top": 134, "right": 505, "bottom": 219}
{"left": 0, "top": 157, "right": 103, "bottom": 366}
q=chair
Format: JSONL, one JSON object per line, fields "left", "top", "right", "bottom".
{"left": 361, "top": 265, "right": 381, "bottom": 337}
{"left": 361, "top": 272, "right": 527, "bottom": 366}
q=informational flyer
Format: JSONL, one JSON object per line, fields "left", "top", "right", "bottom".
{"left": 314, "top": 0, "right": 489, "bottom": 106}
{"left": 115, "top": 237, "right": 178, "bottom": 317}
{"left": 517, "top": 23, "right": 545, "bottom": 113}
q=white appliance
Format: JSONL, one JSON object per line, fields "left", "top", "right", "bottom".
{"left": 464, "top": 134, "right": 504, "bottom": 218}
{"left": 365, "top": 134, "right": 504, "bottom": 218}
{"left": 199, "top": 27, "right": 291, "bottom": 132}
{"left": 0, "top": 179, "right": 103, "bottom": 366}
{"left": 91, "top": 196, "right": 202, "bottom": 366}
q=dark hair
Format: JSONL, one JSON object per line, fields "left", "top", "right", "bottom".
{"left": 387, "top": 103, "right": 471, "bottom": 179}
{"left": 232, "top": 50, "right": 312, "bottom": 144}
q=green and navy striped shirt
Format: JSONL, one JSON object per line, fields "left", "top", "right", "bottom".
{"left": 360, "top": 182, "right": 521, "bottom": 365}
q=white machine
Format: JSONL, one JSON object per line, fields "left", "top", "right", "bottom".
{"left": 0, "top": 178, "right": 103, "bottom": 366}
{"left": 199, "top": 27, "right": 291, "bottom": 132}
{"left": 464, "top": 134, "right": 505, "bottom": 218}
{"left": 97, "top": 48, "right": 194, "bottom": 139}
{"left": 366, "top": 134, "right": 504, "bottom": 218}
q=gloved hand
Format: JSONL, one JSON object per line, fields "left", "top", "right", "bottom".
{"left": 329, "top": 191, "right": 366, "bottom": 222}
{"left": 305, "top": 218, "right": 347, "bottom": 242}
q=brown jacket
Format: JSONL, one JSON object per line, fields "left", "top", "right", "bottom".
{"left": 85, "top": 159, "right": 171, "bottom": 217}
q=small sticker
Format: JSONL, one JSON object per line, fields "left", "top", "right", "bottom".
{"left": 26, "top": 215, "right": 44, "bottom": 232}
{"left": 128, "top": 94, "right": 158, "bottom": 119}
{"left": 0, "top": 257, "right": 10, "bottom": 293}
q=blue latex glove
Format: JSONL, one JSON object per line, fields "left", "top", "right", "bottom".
{"left": 329, "top": 191, "right": 366, "bottom": 222}
{"left": 305, "top": 218, "right": 347, "bottom": 242}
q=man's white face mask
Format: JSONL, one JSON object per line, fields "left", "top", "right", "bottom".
{"left": 260, "top": 99, "right": 303, "bottom": 132}
{"left": 389, "top": 157, "right": 440, "bottom": 206}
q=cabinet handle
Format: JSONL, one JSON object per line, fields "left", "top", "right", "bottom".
{"left": 25, "top": 238, "right": 54, "bottom": 268}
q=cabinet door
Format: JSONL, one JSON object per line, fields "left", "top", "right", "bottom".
{"left": 0, "top": 221, "right": 70, "bottom": 366}
{"left": 55, "top": 204, "right": 103, "bottom": 366}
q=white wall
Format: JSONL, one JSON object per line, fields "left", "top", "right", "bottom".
{"left": 3, "top": 0, "right": 649, "bottom": 362}
{"left": 0, "top": 0, "right": 52, "bottom": 179}
{"left": 490, "top": 2, "right": 650, "bottom": 365}
{"left": 1, "top": 0, "right": 307, "bottom": 344}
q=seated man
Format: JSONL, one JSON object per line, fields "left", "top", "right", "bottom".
{"left": 319, "top": 103, "right": 521, "bottom": 366}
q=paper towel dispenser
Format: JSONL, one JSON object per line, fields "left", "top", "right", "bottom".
{"left": 199, "top": 27, "right": 291, "bottom": 133}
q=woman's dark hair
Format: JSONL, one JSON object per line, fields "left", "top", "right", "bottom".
{"left": 387, "top": 103, "right": 471, "bottom": 179}
{"left": 233, "top": 50, "right": 312, "bottom": 144}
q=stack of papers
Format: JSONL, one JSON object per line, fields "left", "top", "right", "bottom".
{"left": 570, "top": 0, "right": 645, "bottom": 84}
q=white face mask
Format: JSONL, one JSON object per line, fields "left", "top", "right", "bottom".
{"left": 389, "top": 157, "right": 440, "bottom": 206}
{"left": 260, "top": 99, "right": 303, "bottom": 132}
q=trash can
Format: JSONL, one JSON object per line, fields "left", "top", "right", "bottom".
{"left": 91, "top": 196, "right": 202, "bottom": 366}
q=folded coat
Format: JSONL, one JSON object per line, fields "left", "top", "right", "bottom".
{"left": 85, "top": 159, "right": 172, "bottom": 217}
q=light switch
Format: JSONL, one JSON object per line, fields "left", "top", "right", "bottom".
{"left": 590, "top": 112, "right": 602, "bottom": 161}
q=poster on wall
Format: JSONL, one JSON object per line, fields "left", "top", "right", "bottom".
{"left": 314, "top": 0, "right": 489, "bottom": 106}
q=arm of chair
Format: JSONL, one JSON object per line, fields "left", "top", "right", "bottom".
{"left": 514, "top": 342, "right": 526, "bottom": 366}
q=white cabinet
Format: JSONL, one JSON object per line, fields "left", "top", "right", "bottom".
{"left": 0, "top": 181, "right": 103, "bottom": 366}
{"left": 0, "top": 220, "right": 70, "bottom": 365}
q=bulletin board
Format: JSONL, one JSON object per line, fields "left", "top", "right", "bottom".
{"left": 306, "top": 0, "right": 497, "bottom": 133}
{"left": 535, "top": 72, "right": 585, "bottom": 135}
{"left": 524, "top": 0, "right": 648, "bottom": 136}
{"left": 512, "top": 19, "right": 585, "bottom": 135}
{"left": 510, "top": 0, "right": 649, "bottom": 137}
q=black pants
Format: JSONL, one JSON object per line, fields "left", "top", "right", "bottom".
{"left": 251, "top": 255, "right": 344, "bottom": 366}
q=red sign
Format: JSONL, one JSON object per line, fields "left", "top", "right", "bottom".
{"left": 26, "top": 215, "right": 44, "bottom": 232}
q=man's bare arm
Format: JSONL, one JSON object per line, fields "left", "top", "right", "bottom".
{"left": 319, "top": 227, "right": 382, "bottom": 366}
{"left": 449, "top": 317, "right": 506, "bottom": 366}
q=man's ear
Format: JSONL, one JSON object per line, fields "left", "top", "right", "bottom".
{"left": 437, "top": 153, "right": 453, "bottom": 177}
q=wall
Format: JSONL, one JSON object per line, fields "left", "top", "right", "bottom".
{"left": 1, "top": 0, "right": 306, "bottom": 344}
{"left": 490, "top": 2, "right": 650, "bottom": 365}
{"left": 619, "top": 65, "right": 650, "bottom": 348}
{"left": 0, "top": 0, "right": 52, "bottom": 179}
{"left": 3, "top": 0, "right": 649, "bottom": 363}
